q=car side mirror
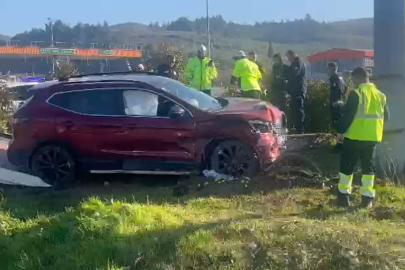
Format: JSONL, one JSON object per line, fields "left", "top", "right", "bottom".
{"left": 168, "top": 104, "right": 185, "bottom": 119}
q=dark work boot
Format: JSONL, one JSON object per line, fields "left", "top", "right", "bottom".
{"left": 360, "top": 196, "right": 374, "bottom": 209}
{"left": 336, "top": 192, "right": 350, "bottom": 207}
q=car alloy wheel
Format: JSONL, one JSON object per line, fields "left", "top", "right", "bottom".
{"left": 31, "top": 145, "right": 76, "bottom": 189}
{"left": 210, "top": 140, "right": 257, "bottom": 178}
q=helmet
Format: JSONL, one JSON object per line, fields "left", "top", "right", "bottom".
{"left": 135, "top": 64, "right": 145, "bottom": 71}
{"left": 199, "top": 45, "right": 207, "bottom": 53}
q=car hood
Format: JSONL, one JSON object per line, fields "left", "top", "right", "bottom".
{"left": 211, "top": 97, "right": 283, "bottom": 122}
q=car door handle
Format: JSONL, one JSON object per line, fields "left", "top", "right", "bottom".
{"left": 123, "top": 126, "right": 138, "bottom": 131}
{"left": 61, "top": 121, "right": 74, "bottom": 128}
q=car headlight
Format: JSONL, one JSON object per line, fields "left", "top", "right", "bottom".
{"left": 248, "top": 120, "right": 271, "bottom": 134}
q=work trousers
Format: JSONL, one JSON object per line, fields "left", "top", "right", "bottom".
{"left": 202, "top": 89, "right": 211, "bottom": 96}
{"left": 339, "top": 138, "right": 378, "bottom": 198}
{"left": 241, "top": 90, "right": 261, "bottom": 100}
{"left": 272, "top": 92, "right": 287, "bottom": 112}
{"left": 291, "top": 95, "right": 305, "bottom": 134}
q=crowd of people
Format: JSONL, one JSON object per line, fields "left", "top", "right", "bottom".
{"left": 149, "top": 45, "right": 390, "bottom": 209}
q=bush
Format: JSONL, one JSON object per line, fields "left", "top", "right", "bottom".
{"left": 0, "top": 83, "right": 12, "bottom": 134}
{"left": 304, "top": 80, "right": 333, "bottom": 133}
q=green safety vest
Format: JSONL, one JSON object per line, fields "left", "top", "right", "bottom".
{"left": 344, "top": 83, "right": 386, "bottom": 142}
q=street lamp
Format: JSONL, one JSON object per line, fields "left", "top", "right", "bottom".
{"left": 206, "top": 0, "right": 211, "bottom": 57}
{"left": 47, "top": 18, "right": 55, "bottom": 74}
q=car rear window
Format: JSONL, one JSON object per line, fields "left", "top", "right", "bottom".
{"left": 48, "top": 89, "right": 123, "bottom": 115}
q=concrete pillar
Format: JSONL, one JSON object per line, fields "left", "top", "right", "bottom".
{"left": 374, "top": 0, "right": 405, "bottom": 180}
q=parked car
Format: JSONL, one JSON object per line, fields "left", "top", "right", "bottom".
{"left": 7, "top": 72, "right": 287, "bottom": 189}
{"left": 6, "top": 82, "right": 38, "bottom": 110}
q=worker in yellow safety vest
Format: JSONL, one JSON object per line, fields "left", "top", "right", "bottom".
{"left": 336, "top": 67, "right": 390, "bottom": 209}
{"left": 183, "top": 45, "right": 218, "bottom": 96}
{"left": 231, "top": 51, "right": 262, "bottom": 99}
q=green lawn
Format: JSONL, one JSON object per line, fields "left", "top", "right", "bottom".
{"left": 1, "top": 144, "right": 405, "bottom": 270}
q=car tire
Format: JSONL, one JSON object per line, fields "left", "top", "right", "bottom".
{"left": 210, "top": 140, "right": 258, "bottom": 178}
{"left": 30, "top": 145, "right": 77, "bottom": 190}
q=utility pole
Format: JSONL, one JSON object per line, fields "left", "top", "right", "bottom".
{"left": 48, "top": 18, "right": 55, "bottom": 74}
{"left": 374, "top": 0, "right": 405, "bottom": 179}
{"left": 206, "top": 0, "right": 211, "bottom": 57}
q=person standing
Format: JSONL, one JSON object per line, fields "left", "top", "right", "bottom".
{"left": 247, "top": 51, "right": 265, "bottom": 75}
{"left": 327, "top": 62, "right": 347, "bottom": 152}
{"left": 336, "top": 67, "right": 389, "bottom": 209}
{"left": 231, "top": 51, "right": 262, "bottom": 99}
{"left": 286, "top": 50, "right": 307, "bottom": 134}
{"left": 183, "top": 45, "right": 218, "bottom": 96}
{"left": 156, "top": 54, "right": 179, "bottom": 80}
{"left": 269, "top": 53, "right": 289, "bottom": 111}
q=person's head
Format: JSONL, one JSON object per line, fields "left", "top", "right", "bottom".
{"left": 285, "top": 50, "right": 296, "bottom": 63}
{"left": 351, "top": 67, "right": 369, "bottom": 86}
{"left": 327, "top": 62, "right": 338, "bottom": 77}
{"left": 166, "top": 54, "right": 176, "bottom": 66}
{"left": 247, "top": 51, "right": 257, "bottom": 62}
{"left": 197, "top": 45, "right": 207, "bottom": 59}
{"left": 273, "top": 53, "right": 282, "bottom": 65}
{"left": 233, "top": 50, "right": 246, "bottom": 62}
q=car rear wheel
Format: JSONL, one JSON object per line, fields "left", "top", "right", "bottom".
{"left": 210, "top": 140, "right": 258, "bottom": 178}
{"left": 31, "top": 145, "right": 76, "bottom": 190}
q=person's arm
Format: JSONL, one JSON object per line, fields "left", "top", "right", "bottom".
{"left": 384, "top": 103, "right": 390, "bottom": 122}
{"left": 208, "top": 61, "right": 218, "bottom": 80}
{"left": 291, "top": 59, "right": 304, "bottom": 78}
{"left": 231, "top": 61, "right": 241, "bottom": 85}
{"left": 337, "top": 91, "right": 359, "bottom": 134}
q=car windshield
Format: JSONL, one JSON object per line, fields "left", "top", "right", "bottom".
{"left": 133, "top": 75, "right": 222, "bottom": 111}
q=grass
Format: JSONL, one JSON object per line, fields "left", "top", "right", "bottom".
{"left": 1, "top": 143, "right": 405, "bottom": 270}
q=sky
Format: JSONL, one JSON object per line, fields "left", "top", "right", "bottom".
{"left": 0, "top": 0, "right": 373, "bottom": 36}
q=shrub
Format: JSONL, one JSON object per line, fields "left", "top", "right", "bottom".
{"left": 0, "top": 83, "right": 12, "bottom": 134}
{"left": 304, "top": 80, "right": 333, "bottom": 133}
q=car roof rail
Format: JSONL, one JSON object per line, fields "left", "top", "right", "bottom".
{"left": 59, "top": 70, "right": 155, "bottom": 82}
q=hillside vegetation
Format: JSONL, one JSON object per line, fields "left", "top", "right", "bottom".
{"left": 2, "top": 15, "right": 373, "bottom": 69}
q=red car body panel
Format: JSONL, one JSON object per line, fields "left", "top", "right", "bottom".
{"left": 7, "top": 76, "right": 286, "bottom": 176}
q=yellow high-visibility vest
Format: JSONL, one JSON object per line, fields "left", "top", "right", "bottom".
{"left": 344, "top": 83, "right": 386, "bottom": 142}
{"left": 232, "top": 58, "right": 262, "bottom": 91}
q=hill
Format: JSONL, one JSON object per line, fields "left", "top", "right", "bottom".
{"left": 6, "top": 16, "right": 374, "bottom": 71}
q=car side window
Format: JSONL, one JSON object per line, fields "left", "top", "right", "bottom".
{"left": 49, "top": 89, "right": 123, "bottom": 115}
{"left": 122, "top": 89, "right": 177, "bottom": 117}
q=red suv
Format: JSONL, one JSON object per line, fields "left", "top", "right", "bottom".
{"left": 7, "top": 73, "right": 286, "bottom": 188}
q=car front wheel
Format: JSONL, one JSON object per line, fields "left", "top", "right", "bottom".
{"left": 31, "top": 145, "right": 76, "bottom": 190}
{"left": 210, "top": 140, "right": 258, "bottom": 178}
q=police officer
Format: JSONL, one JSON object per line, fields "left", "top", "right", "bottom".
{"left": 286, "top": 50, "right": 307, "bottom": 134}
{"left": 336, "top": 67, "right": 390, "bottom": 208}
{"left": 327, "top": 62, "right": 347, "bottom": 152}
{"left": 183, "top": 45, "right": 218, "bottom": 96}
{"left": 156, "top": 54, "right": 178, "bottom": 80}
{"left": 270, "top": 53, "right": 289, "bottom": 111}
{"left": 231, "top": 51, "right": 262, "bottom": 99}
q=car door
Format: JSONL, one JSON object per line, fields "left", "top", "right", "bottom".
{"left": 116, "top": 87, "right": 197, "bottom": 172}
{"left": 49, "top": 88, "right": 130, "bottom": 170}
